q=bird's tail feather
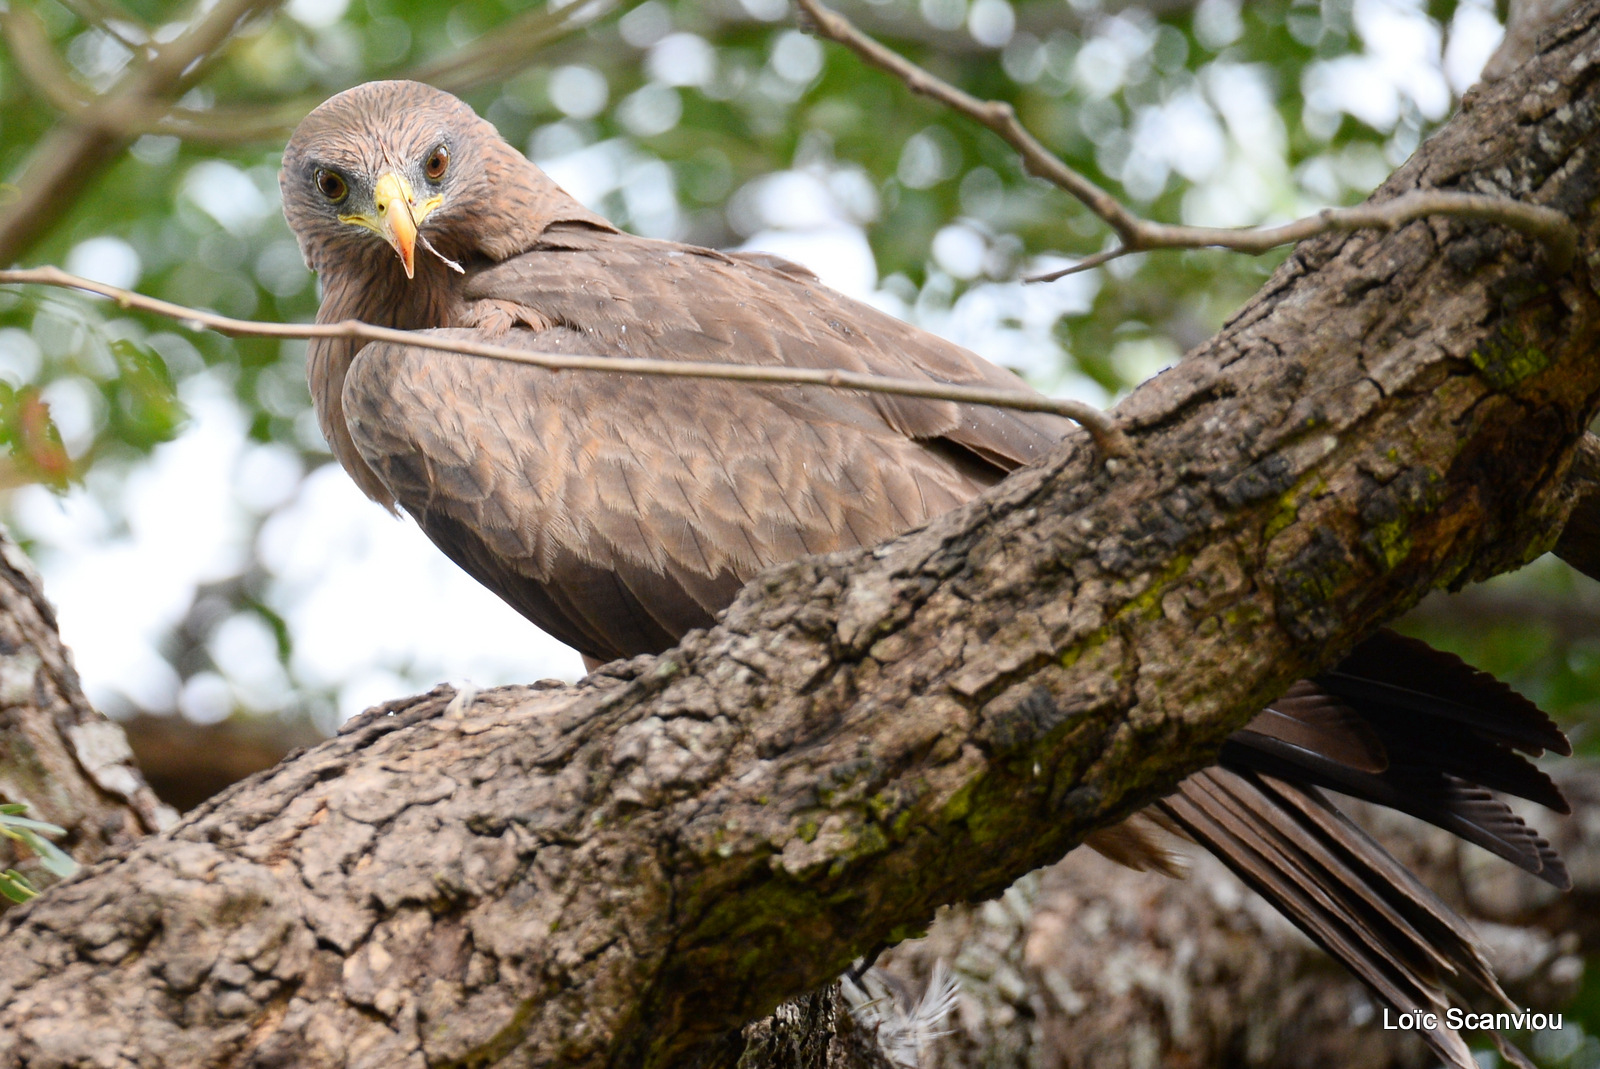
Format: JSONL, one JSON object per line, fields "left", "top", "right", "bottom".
{"left": 1158, "top": 770, "right": 1488, "bottom": 1069}
{"left": 1152, "top": 628, "right": 1569, "bottom": 1069}
{"left": 1225, "top": 630, "right": 1569, "bottom": 889}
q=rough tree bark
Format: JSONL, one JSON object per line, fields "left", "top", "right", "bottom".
{"left": 6, "top": 5, "right": 1600, "bottom": 1068}
{"left": 0, "top": 527, "right": 170, "bottom": 901}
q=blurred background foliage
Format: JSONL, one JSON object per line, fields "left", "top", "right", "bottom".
{"left": 0, "top": 0, "right": 1597, "bottom": 1059}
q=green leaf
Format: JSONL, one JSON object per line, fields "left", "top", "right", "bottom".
{"left": 103, "top": 338, "right": 187, "bottom": 452}
{"left": 0, "top": 869, "right": 37, "bottom": 904}
{"left": 0, "top": 804, "right": 79, "bottom": 879}
{"left": 15, "top": 829, "right": 79, "bottom": 878}
{"left": 0, "top": 811, "right": 68, "bottom": 837}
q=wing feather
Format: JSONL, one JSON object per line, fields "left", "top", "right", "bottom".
{"left": 342, "top": 323, "right": 993, "bottom": 661}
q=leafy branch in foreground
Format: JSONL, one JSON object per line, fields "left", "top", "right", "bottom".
{"left": 0, "top": 802, "right": 78, "bottom": 901}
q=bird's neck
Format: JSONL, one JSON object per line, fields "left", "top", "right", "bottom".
{"left": 308, "top": 249, "right": 466, "bottom": 510}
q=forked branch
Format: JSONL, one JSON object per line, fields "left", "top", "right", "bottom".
{"left": 794, "top": 0, "right": 1577, "bottom": 277}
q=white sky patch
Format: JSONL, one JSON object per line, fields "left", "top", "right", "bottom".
{"left": 1205, "top": 64, "right": 1286, "bottom": 167}
{"left": 65, "top": 237, "right": 142, "bottom": 291}
{"left": 1153, "top": 91, "right": 1226, "bottom": 183}
{"left": 617, "top": 84, "right": 683, "bottom": 139}
{"left": 14, "top": 374, "right": 252, "bottom": 716}
{"left": 1123, "top": 91, "right": 1230, "bottom": 202}
{"left": 1178, "top": 62, "right": 1303, "bottom": 226}
{"left": 1183, "top": 155, "right": 1280, "bottom": 227}
{"left": 0, "top": 328, "right": 42, "bottom": 385}
{"left": 1194, "top": 0, "right": 1243, "bottom": 49}
{"left": 647, "top": 33, "right": 716, "bottom": 87}
{"left": 182, "top": 161, "right": 272, "bottom": 236}
{"left": 911, "top": 258, "right": 1102, "bottom": 390}
{"left": 740, "top": 227, "right": 879, "bottom": 299}
{"left": 38, "top": 378, "right": 99, "bottom": 458}
{"left": 548, "top": 65, "right": 610, "bottom": 120}
{"left": 235, "top": 442, "right": 304, "bottom": 514}
{"left": 620, "top": 160, "right": 682, "bottom": 239}
{"left": 931, "top": 224, "right": 988, "bottom": 280}
{"left": 179, "top": 672, "right": 233, "bottom": 724}
{"left": 769, "top": 31, "right": 824, "bottom": 85}
{"left": 1444, "top": 0, "right": 1504, "bottom": 94}
{"left": 733, "top": 168, "right": 882, "bottom": 297}
{"left": 208, "top": 612, "right": 292, "bottom": 713}
{"left": 1303, "top": 0, "right": 1451, "bottom": 136}
{"left": 1354, "top": 0, "right": 1450, "bottom": 121}
{"left": 286, "top": 0, "right": 350, "bottom": 28}
{"left": 257, "top": 464, "right": 582, "bottom": 708}
{"left": 732, "top": 170, "right": 841, "bottom": 232}
{"left": 537, "top": 138, "right": 634, "bottom": 213}
{"left": 968, "top": 0, "right": 1015, "bottom": 48}
{"left": 1074, "top": 16, "right": 1154, "bottom": 98}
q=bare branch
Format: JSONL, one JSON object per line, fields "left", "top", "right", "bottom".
{"left": 0, "top": 0, "right": 287, "bottom": 265}
{"left": 795, "top": 0, "right": 1138, "bottom": 239}
{"left": 3, "top": 0, "right": 626, "bottom": 152}
{"left": 1031, "top": 193, "right": 1579, "bottom": 281}
{"left": 794, "top": 0, "right": 1577, "bottom": 278}
{"left": 0, "top": 267, "right": 1132, "bottom": 458}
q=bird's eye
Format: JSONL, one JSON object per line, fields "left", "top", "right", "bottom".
{"left": 424, "top": 145, "right": 449, "bottom": 182}
{"left": 315, "top": 169, "right": 347, "bottom": 202}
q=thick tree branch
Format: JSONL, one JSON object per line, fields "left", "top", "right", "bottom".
{"left": 2, "top": 6, "right": 1600, "bottom": 1063}
{"left": 794, "top": 0, "right": 1578, "bottom": 277}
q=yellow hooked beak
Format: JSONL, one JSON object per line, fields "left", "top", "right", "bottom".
{"left": 340, "top": 172, "right": 444, "bottom": 279}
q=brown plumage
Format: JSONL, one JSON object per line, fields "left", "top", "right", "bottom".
{"left": 282, "top": 81, "right": 1569, "bottom": 1066}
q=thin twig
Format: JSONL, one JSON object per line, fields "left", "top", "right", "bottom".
{"left": 794, "top": 0, "right": 1138, "bottom": 241}
{"left": 1028, "top": 192, "right": 1577, "bottom": 281}
{"left": 0, "top": 267, "right": 1132, "bottom": 458}
{"left": 410, "top": 0, "right": 624, "bottom": 93}
{"left": 794, "top": 0, "right": 1577, "bottom": 278}
{"left": 57, "top": 0, "right": 151, "bottom": 44}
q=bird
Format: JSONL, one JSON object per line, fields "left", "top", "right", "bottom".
{"left": 281, "top": 80, "right": 1572, "bottom": 1067}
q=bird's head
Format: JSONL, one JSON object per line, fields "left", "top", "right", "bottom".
{"left": 281, "top": 80, "right": 609, "bottom": 281}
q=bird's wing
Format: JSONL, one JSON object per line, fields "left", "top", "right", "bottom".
{"left": 341, "top": 322, "right": 997, "bottom": 662}
{"left": 464, "top": 228, "right": 1075, "bottom": 474}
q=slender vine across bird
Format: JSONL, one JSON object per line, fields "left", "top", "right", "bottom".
{"left": 268, "top": 80, "right": 1572, "bottom": 1069}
